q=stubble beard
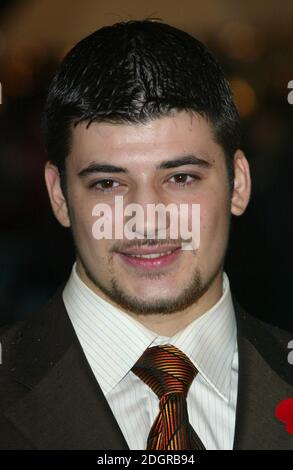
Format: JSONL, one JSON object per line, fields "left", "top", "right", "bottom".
{"left": 76, "top": 248, "right": 219, "bottom": 316}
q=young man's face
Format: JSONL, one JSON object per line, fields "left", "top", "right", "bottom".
{"left": 45, "top": 111, "right": 250, "bottom": 318}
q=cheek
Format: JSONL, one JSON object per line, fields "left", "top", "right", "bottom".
{"left": 71, "top": 197, "right": 116, "bottom": 262}
{"left": 69, "top": 197, "right": 102, "bottom": 257}
{"left": 71, "top": 200, "right": 94, "bottom": 237}
{"left": 197, "top": 196, "right": 229, "bottom": 249}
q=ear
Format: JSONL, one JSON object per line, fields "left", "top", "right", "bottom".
{"left": 231, "top": 149, "right": 251, "bottom": 216}
{"left": 44, "top": 161, "right": 71, "bottom": 227}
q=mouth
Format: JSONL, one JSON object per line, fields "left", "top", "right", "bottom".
{"left": 117, "top": 245, "right": 182, "bottom": 270}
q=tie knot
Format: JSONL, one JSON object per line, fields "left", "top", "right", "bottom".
{"left": 131, "top": 344, "right": 197, "bottom": 399}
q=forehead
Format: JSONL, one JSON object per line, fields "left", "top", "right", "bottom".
{"left": 68, "top": 111, "right": 223, "bottom": 168}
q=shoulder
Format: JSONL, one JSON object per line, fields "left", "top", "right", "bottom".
{"left": 0, "top": 283, "right": 67, "bottom": 387}
{"left": 0, "top": 282, "right": 66, "bottom": 346}
{"left": 234, "top": 297, "right": 292, "bottom": 345}
{"left": 233, "top": 297, "right": 292, "bottom": 386}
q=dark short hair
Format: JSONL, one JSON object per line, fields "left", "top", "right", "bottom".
{"left": 42, "top": 20, "right": 241, "bottom": 194}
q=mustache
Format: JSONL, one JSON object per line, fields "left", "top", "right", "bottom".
{"left": 110, "top": 238, "right": 192, "bottom": 253}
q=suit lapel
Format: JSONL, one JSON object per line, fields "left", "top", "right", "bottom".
{"left": 4, "top": 288, "right": 130, "bottom": 450}
{"left": 233, "top": 302, "right": 292, "bottom": 450}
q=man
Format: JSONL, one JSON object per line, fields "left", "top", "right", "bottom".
{"left": 0, "top": 20, "right": 292, "bottom": 450}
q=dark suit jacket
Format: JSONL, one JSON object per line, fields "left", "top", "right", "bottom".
{"left": 0, "top": 285, "right": 292, "bottom": 450}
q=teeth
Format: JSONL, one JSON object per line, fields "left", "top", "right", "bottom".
{"left": 128, "top": 250, "right": 174, "bottom": 259}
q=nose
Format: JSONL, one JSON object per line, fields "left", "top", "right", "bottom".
{"left": 124, "top": 185, "right": 171, "bottom": 241}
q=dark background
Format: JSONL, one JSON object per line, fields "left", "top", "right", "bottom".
{"left": 0, "top": 0, "right": 292, "bottom": 331}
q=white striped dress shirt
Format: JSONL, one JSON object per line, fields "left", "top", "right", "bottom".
{"left": 63, "top": 263, "right": 238, "bottom": 450}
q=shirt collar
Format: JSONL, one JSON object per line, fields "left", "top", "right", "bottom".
{"left": 63, "top": 263, "right": 236, "bottom": 402}
{"left": 162, "top": 274, "right": 236, "bottom": 402}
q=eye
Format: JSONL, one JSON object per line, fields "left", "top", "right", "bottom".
{"left": 168, "top": 173, "right": 200, "bottom": 187}
{"left": 89, "top": 179, "right": 120, "bottom": 192}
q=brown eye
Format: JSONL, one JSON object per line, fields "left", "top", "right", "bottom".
{"left": 169, "top": 174, "right": 198, "bottom": 186}
{"left": 90, "top": 179, "right": 120, "bottom": 192}
{"left": 100, "top": 179, "right": 116, "bottom": 189}
{"left": 173, "top": 174, "right": 189, "bottom": 184}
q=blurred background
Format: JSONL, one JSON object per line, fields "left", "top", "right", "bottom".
{"left": 0, "top": 0, "right": 292, "bottom": 330}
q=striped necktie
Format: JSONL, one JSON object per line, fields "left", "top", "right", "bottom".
{"left": 131, "top": 344, "right": 206, "bottom": 450}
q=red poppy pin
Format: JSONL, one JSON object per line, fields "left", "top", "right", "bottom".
{"left": 275, "top": 398, "right": 293, "bottom": 435}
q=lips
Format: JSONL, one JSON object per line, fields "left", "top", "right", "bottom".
{"left": 117, "top": 245, "right": 182, "bottom": 270}
{"left": 124, "top": 249, "right": 176, "bottom": 259}
{"left": 119, "top": 244, "right": 182, "bottom": 256}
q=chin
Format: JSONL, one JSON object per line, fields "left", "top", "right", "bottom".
{"left": 128, "top": 278, "right": 179, "bottom": 293}
{"left": 125, "top": 286, "right": 179, "bottom": 304}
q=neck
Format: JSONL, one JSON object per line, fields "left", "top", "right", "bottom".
{"left": 76, "top": 260, "right": 223, "bottom": 337}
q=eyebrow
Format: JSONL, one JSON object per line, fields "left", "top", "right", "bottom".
{"left": 157, "top": 155, "right": 212, "bottom": 170}
{"left": 78, "top": 163, "right": 128, "bottom": 177}
{"left": 77, "top": 154, "right": 211, "bottom": 177}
